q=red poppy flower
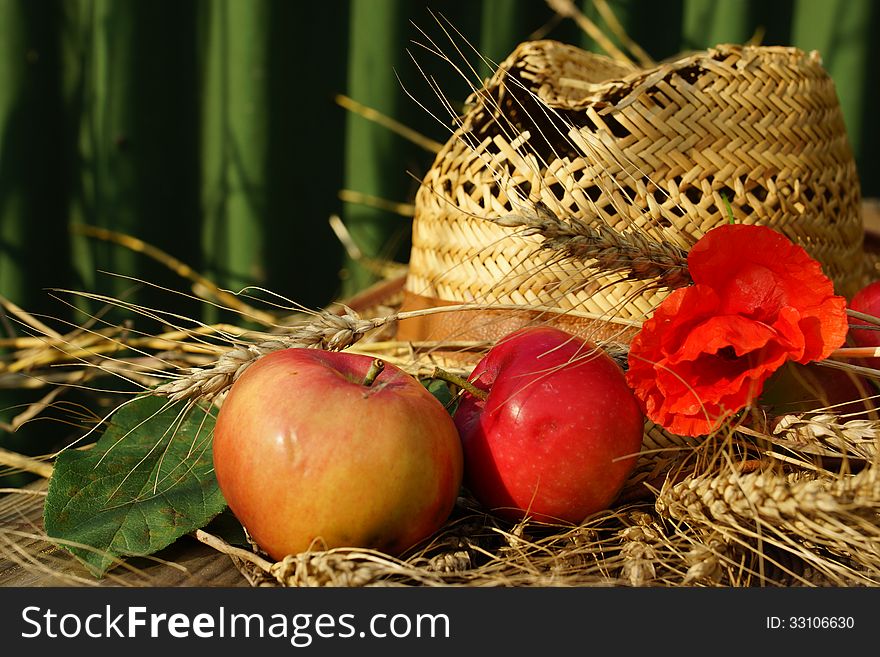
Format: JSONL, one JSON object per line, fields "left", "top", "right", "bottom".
{"left": 626, "top": 224, "right": 848, "bottom": 436}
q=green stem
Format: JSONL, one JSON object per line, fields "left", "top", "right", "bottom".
{"left": 362, "top": 358, "right": 385, "bottom": 387}
{"left": 432, "top": 367, "right": 489, "bottom": 402}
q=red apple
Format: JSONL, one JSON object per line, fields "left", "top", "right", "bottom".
{"left": 848, "top": 280, "right": 880, "bottom": 369}
{"left": 212, "top": 348, "right": 463, "bottom": 560}
{"left": 452, "top": 326, "right": 644, "bottom": 524}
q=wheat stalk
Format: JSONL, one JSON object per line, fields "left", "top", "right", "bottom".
{"left": 657, "top": 467, "right": 880, "bottom": 535}
{"left": 154, "top": 308, "right": 389, "bottom": 402}
{"left": 656, "top": 465, "right": 880, "bottom": 585}
{"left": 154, "top": 300, "right": 641, "bottom": 403}
{"left": 617, "top": 512, "right": 662, "bottom": 586}
{"left": 494, "top": 201, "right": 692, "bottom": 290}
{"left": 681, "top": 532, "right": 728, "bottom": 584}
{"left": 770, "top": 413, "right": 879, "bottom": 461}
{"left": 270, "top": 549, "right": 420, "bottom": 587}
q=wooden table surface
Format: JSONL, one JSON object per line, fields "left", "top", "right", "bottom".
{"left": 0, "top": 481, "right": 250, "bottom": 587}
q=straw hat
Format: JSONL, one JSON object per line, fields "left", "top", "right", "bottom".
{"left": 396, "top": 40, "right": 864, "bottom": 345}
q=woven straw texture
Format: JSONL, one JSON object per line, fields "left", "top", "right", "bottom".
{"left": 398, "top": 40, "right": 864, "bottom": 343}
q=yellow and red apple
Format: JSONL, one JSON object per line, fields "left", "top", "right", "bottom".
{"left": 212, "top": 348, "right": 463, "bottom": 560}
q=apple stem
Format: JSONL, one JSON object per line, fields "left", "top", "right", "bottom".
{"left": 432, "top": 367, "right": 489, "bottom": 401}
{"left": 362, "top": 358, "right": 385, "bottom": 387}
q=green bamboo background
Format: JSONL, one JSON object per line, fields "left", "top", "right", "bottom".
{"left": 2, "top": 0, "right": 879, "bottom": 475}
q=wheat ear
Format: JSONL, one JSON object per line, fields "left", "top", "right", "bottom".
{"left": 771, "top": 413, "right": 879, "bottom": 461}
{"left": 656, "top": 466, "right": 880, "bottom": 584}
{"left": 155, "top": 299, "right": 642, "bottom": 403}
{"left": 494, "top": 201, "right": 691, "bottom": 289}
{"left": 155, "top": 308, "right": 388, "bottom": 402}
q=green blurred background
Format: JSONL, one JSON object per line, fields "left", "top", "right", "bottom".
{"left": 2, "top": 0, "right": 879, "bottom": 481}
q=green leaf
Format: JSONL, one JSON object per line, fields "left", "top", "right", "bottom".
{"left": 44, "top": 395, "right": 226, "bottom": 576}
{"left": 421, "top": 378, "right": 459, "bottom": 416}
